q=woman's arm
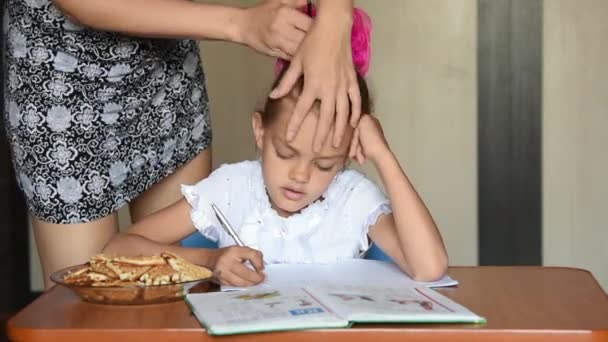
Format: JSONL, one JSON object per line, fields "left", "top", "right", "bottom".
{"left": 271, "top": 0, "right": 361, "bottom": 151}
{"left": 52, "top": 0, "right": 311, "bottom": 58}
{"left": 352, "top": 116, "right": 448, "bottom": 281}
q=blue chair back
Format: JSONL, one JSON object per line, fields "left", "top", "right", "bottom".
{"left": 181, "top": 232, "right": 218, "bottom": 248}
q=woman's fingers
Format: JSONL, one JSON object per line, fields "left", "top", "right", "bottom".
{"left": 348, "top": 81, "right": 362, "bottom": 127}
{"left": 333, "top": 84, "right": 350, "bottom": 147}
{"left": 349, "top": 125, "right": 361, "bottom": 158}
{"left": 270, "top": 58, "right": 303, "bottom": 99}
{"left": 285, "top": 83, "right": 316, "bottom": 141}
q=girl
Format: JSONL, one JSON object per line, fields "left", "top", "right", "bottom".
{"left": 103, "top": 8, "right": 448, "bottom": 287}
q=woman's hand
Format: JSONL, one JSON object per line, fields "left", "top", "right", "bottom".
{"left": 349, "top": 115, "right": 392, "bottom": 165}
{"left": 209, "top": 246, "right": 265, "bottom": 287}
{"left": 270, "top": 6, "right": 360, "bottom": 152}
{"left": 237, "top": 0, "right": 312, "bottom": 60}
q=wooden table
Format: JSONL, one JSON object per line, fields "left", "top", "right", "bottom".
{"left": 7, "top": 267, "right": 608, "bottom": 342}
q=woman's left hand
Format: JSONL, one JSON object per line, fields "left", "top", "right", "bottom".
{"left": 270, "top": 12, "right": 361, "bottom": 152}
{"left": 349, "top": 115, "right": 391, "bottom": 165}
{"left": 238, "top": 0, "right": 312, "bottom": 60}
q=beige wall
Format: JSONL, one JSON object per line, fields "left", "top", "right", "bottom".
{"left": 357, "top": 0, "right": 478, "bottom": 265}
{"left": 543, "top": 0, "right": 608, "bottom": 290}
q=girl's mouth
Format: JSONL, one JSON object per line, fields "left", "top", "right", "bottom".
{"left": 281, "top": 187, "right": 305, "bottom": 201}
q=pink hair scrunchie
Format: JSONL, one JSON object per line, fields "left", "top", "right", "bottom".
{"left": 274, "top": 5, "right": 372, "bottom": 77}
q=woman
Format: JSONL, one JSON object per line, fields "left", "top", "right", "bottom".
{"left": 4, "top": 0, "right": 361, "bottom": 288}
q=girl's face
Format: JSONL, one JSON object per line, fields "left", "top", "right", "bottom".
{"left": 252, "top": 107, "right": 353, "bottom": 217}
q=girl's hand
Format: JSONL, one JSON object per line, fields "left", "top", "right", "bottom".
{"left": 349, "top": 115, "right": 391, "bottom": 165}
{"left": 237, "top": 0, "right": 312, "bottom": 60}
{"left": 210, "top": 246, "right": 266, "bottom": 287}
{"left": 270, "top": 11, "right": 360, "bottom": 152}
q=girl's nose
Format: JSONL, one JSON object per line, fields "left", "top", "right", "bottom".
{"left": 289, "top": 161, "right": 311, "bottom": 184}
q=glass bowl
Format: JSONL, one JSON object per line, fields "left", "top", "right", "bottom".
{"left": 51, "top": 264, "right": 213, "bottom": 305}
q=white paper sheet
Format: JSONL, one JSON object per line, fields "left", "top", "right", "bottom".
{"left": 221, "top": 259, "right": 458, "bottom": 292}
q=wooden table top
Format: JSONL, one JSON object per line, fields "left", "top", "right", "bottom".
{"left": 7, "top": 266, "right": 608, "bottom": 342}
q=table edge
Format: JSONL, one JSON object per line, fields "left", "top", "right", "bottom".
{"left": 7, "top": 326, "right": 608, "bottom": 341}
{"left": 448, "top": 266, "right": 607, "bottom": 295}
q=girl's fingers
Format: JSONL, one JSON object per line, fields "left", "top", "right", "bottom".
{"left": 241, "top": 248, "right": 265, "bottom": 272}
{"left": 219, "top": 269, "right": 256, "bottom": 287}
{"left": 218, "top": 266, "right": 261, "bottom": 287}
{"left": 232, "top": 262, "right": 265, "bottom": 284}
{"left": 356, "top": 145, "right": 365, "bottom": 164}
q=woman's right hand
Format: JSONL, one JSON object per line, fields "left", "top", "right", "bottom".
{"left": 236, "top": 0, "right": 312, "bottom": 60}
{"left": 210, "top": 246, "right": 266, "bottom": 287}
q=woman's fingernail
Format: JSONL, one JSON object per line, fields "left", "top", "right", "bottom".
{"left": 269, "top": 89, "right": 279, "bottom": 98}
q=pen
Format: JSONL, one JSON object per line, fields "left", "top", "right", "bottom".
{"left": 211, "top": 203, "right": 245, "bottom": 247}
{"left": 210, "top": 203, "right": 266, "bottom": 271}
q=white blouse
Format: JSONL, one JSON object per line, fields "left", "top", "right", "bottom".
{"left": 181, "top": 160, "right": 392, "bottom": 264}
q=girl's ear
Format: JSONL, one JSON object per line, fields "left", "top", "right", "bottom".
{"left": 252, "top": 112, "right": 265, "bottom": 151}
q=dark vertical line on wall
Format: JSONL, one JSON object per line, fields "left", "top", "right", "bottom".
{"left": 478, "top": 0, "right": 543, "bottom": 265}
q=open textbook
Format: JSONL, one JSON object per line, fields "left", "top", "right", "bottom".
{"left": 221, "top": 259, "right": 458, "bottom": 292}
{"left": 187, "top": 285, "right": 486, "bottom": 336}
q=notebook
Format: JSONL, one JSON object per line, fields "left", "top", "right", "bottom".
{"left": 221, "top": 259, "right": 458, "bottom": 292}
{"left": 186, "top": 285, "right": 486, "bottom": 336}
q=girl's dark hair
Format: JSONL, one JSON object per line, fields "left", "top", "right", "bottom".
{"left": 260, "top": 64, "right": 373, "bottom": 127}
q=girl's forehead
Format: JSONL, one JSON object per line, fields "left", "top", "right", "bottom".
{"left": 269, "top": 113, "right": 353, "bottom": 157}
{"left": 269, "top": 106, "right": 317, "bottom": 131}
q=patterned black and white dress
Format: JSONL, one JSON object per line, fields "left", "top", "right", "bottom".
{"left": 3, "top": 0, "right": 212, "bottom": 223}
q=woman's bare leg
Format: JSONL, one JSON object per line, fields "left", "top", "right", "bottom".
{"left": 129, "top": 147, "right": 212, "bottom": 223}
{"left": 33, "top": 214, "right": 118, "bottom": 289}
{"left": 32, "top": 148, "right": 212, "bottom": 289}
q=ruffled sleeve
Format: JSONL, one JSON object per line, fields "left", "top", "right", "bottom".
{"left": 180, "top": 162, "right": 245, "bottom": 242}
{"left": 344, "top": 172, "right": 392, "bottom": 252}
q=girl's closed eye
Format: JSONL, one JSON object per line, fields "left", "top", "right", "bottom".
{"left": 315, "top": 162, "right": 336, "bottom": 172}
{"left": 275, "top": 147, "right": 295, "bottom": 160}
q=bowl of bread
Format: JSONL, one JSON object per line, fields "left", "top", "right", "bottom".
{"left": 51, "top": 252, "right": 214, "bottom": 305}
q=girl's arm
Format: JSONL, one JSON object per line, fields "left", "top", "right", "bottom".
{"left": 351, "top": 116, "right": 448, "bottom": 281}
{"left": 52, "top": 0, "right": 311, "bottom": 58}
{"left": 103, "top": 199, "right": 215, "bottom": 266}
{"left": 103, "top": 198, "right": 265, "bottom": 286}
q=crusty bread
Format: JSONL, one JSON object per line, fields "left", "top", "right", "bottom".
{"left": 63, "top": 252, "right": 212, "bottom": 287}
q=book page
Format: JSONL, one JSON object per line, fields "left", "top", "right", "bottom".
{"left": 308, "top": 285, "right": 485, "bottom": 324}
{"left": 186, "top": 288, "right": 347, "bottom": 335}
{"left": 222, "top": 259, "right": 458, "bottom": 292}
